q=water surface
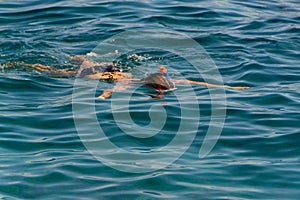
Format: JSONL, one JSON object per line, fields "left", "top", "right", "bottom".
{"left": 0, "top": 0, "right": 299, "bottom": 199}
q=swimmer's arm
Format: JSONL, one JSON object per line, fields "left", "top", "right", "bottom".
{"left": 98, "top": 89, "right": 114, "bottom": 99}
{"left": 172, "top": 79, "right": 250, "bottom": 90}
{"left": 98, "top": 83, "right": 134, "bottom": 99}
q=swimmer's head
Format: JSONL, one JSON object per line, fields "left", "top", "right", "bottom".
{"left": 159, "top": 66, "right": 167, "bottom": 73}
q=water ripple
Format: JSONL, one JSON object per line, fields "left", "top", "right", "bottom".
{"left": 0, "top": 0, "right": 299, "bottom": 199}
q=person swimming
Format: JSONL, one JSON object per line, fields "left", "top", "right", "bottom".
{"left": 6, "top": 55, "right": 250, "bottom": 99}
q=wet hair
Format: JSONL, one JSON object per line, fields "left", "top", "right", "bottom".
{"left": 141, "top": 73, "right": 175, "bottom": 90}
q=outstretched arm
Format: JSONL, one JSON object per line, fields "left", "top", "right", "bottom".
{"left": 98, "top": 88, "right": 114, "bottom": 99}
{"left": 172, "top": 79, "right": 250, "bottom": 90}
{"left": 98, "top": 81, "right": 134, "bottom": 99}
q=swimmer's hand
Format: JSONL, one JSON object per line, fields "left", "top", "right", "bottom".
{"left": 98, "top": 90, "right": 112, "bottom": 99}
{"left": 98, "top": 95, "right": 106, "bottom": 99}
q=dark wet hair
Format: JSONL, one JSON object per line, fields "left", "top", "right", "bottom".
{"left": 141, "top": 73, "right": 175, "bottom": 90}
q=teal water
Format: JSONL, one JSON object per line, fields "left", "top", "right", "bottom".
{"left": 0, "top": 0, "right": 300, "bottom": 199}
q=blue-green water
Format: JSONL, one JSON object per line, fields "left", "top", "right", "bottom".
{"left": 0, "top": 0, "right": 299, "bottom": 199}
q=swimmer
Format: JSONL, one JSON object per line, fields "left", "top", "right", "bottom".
{"left": 6, "top": 55, "right": 250, "bottom": 99}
